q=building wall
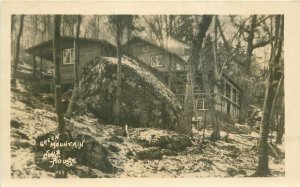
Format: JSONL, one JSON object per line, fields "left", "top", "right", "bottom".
{"left": 61, "top": 42, "right": 116, "bottom": 82}
{"left": 121, "top": 39, "right": 243, "bottom": 122}
{"left": 126, "top": 39, "right": 185, "bottom": 72}
{"left": 214, "top": 77, "right": 241, "bottom": 121}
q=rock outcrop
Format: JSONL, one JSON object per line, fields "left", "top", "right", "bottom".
{"left": 79, "top": 56, "right": 181, "bottom": 130}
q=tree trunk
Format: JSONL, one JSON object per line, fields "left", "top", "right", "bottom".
{"left": 32, "top": 55, "right": 37, "bottom": 78}
{"left": 42, "top": 16, "right": 47, "bottom": 41}
{"left": 167, "top": 15, "right": 174, "bottom": 89}
{"left": 245, "top": 15, "right": 257, "bottom": 75}
{"left": 276, "top": 91, "right": 285, "bottom": 144}
{"left": 178, "top": 57, "right": 195, "bottom": 136}
{"left": 11, "top": 14, "right": 15, "bottom": 35}
{"left": 32, "top": 15, "right": 38, "bottom": 77}
{"left": 201, "top": 54, "right": 220, "bottom": 141}
{"left": 53, "top": 15, "right": 66, "bottom": 178}
{"left": 255, "top": 75, "right": 275, "bottom": 176}
{"left": 270, "top": 75, "right": 283, "bottom": 123}
{"left": 114, "top": 17, "right": 122, "bottom": 126}
{"left": 209, "top": 16, "right": 221, "bottom": 141}
{"left": 275, "top": 113, "right": 284, "bottom": 144}
{"left": 66, "top": 15, "right": 82, "bottom": 118}
{"left": 168, "top": 54, "right": 173, "bottom": 89}
{"left": 40, "top": 58, "right": 43, "bottom": 77}
{"left": 177, "top": 15, "right": 212, "bottom": 136}
{"left": 34, "top": 15, "right": 38, "bottom": 44}
{"left": 254, "top": 15, "right": 283, "bottom": 177}
{"left": 269, "top": 75, "right": 283, "bottom": 141}
{"left": 46, "top": 16, "right": 52, "bottom": 40}
{"left": 11, "top": 15, "right": 16, "bottom": 59}
{"left": 12, "top": 15, "right": 24, "bottom": 86}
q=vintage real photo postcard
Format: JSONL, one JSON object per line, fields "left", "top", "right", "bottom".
{"left": 1, "top": 1, "right": 300, "bottom": 187}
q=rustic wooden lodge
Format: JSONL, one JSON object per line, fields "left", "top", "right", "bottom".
{"left": 123, "top": 36, "right": 242, "bottom": 121}
{"left": 25, "top": 36, "right": 242, "bottom": 121}
{"left": 25, "top": 36, "right": 116, "bottom": 86}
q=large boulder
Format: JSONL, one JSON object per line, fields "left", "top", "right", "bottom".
{"left": 79, "top": 56, "right": 181, "bottom": 129}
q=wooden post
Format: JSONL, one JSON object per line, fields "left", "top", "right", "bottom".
{"left": 230, "top": 84, "right": 233, "bottom": 116}
{"left": 53, "top": 15, "right": 66, "bottom": 178}
{"left": 40, "top": 57, "right": 43, "bottom": 77}
{"left": 32, "top": 55, "right": 37, "bottom": 78}
{"left": 12, "top": 15, "right": 24, "bottom": 85}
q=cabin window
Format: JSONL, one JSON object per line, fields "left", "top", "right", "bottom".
{"left": 62, "top": 48, "right": 74, "bottom": 65}
{"left": 197, "top": 97, "right": 208, "bottom": 110}
{"left": 150, "top": 55, "right": 164, "bottom": 67}
{"left": 142, "top": 46, "right": 150, "bottom": 53}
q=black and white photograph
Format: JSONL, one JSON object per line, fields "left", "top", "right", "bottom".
{"left": 1, "top": 2, "right": 300, "bottom": 186}
{"left": 9, "top": 13, "right": 285, "bottom": 178}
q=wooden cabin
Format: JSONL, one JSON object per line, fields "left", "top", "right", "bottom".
{"left": 124, "top": 36, "right": 187, "bottom": 72}
{"left": 25, "top": 35, "right": 242, "bottom": 122}
{"left": 124, "top": 36, "right": 242, "bottom": 122}
{"left": 25, "top": 37, "right": 116, "bottom": 88}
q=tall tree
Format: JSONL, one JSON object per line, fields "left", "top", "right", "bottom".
{"left": 53, "top": 15, "right": 66, "bottom": 178}
{"left": 253, "top": 15, "right": 284, "bottom": 177}
{"left": 32, "top": 15, "right": 38, "bottom": 78}
{"left": 143, "top": 15, "right": 178, "bottom": 89}
{"left": 61, "top": 15, "right": 78, "bottom": 37}
{"left": 11, "top": 15, "right": 16, "bottom": 57}
{"left": 177, "top": 15, "right": 213, "bottom": 136}
{"left": 201, "top": 34, "right": 221, "bottom": 141}
{"left": 218, "top": 15, "right": 273, "bottom": 122}
{"left": 12, "top": 15, "right": 24, "bottom": 86}
{"left": 171, "top": 15, "right": 195, "bottom": 44}
{"left": 206, "top": 16, "right": 223, "bottom": 140}
{"left": 66, "top": 15, "right": 82, "bottom": 118}
{"left": 275, "top": 96, "right": 284, "bottom": 144}
{"left": 108, "top": 15, "right": 135, "bottom": 126}
{"left": 39, "top": 15, "right": 51, "bottom": 77}
{"left": 165, "top": 15, "right": 174, "bottom": 89}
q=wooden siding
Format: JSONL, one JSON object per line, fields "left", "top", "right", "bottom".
{"left": 125, "top": 39, "right": 185, "bottom": 72}
{"left": 60, "top": 42, "right": 116, "bottom": 83}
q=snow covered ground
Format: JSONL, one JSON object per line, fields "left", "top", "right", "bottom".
{"left": 10, "top": 71, "right": 284, "bottom": 178}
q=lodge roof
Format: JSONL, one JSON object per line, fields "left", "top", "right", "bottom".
{"left": 222, "top": 73, "right": 242, "bottom": 92}
{"left": 25, "top": 35, "right": 242, "bottom": 91}
{"left": 24, "top": 36, "right": 115, "bottom": 61}
{"left": 125, "top": 36, "right": 190, "bottom": 62}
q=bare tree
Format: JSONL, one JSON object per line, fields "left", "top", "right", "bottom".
{"left": 275, "top": 96, "right": 284, "bottom": 144}
{"left": 108, "top": 15, "right": 135, "bottom": 126}
{"left": 165, "top": 15, "right": 174, "bottom": 89}
{"left": 177, "top": 15, "right": 213, "bottom": 136}
{"left": 217, "top": 15, "right": 274, "bottom": 122}
{"left": 61, "top": 15, "right": 78, "bottom": 37}
{"left": 253, "top": 15, "right": 284, "bottom": 177}
{"left": 11, "top": 15, "right": 16, "bottom": 56}
{"left": 208, "top": 16, "right": 222, "bottom": 140}
{"left": 12, "top": 15, "right": 24, "bottom": 86}
{"left": 53, "top": 15, "right": 67, "bottom": 178}
{"left": 143, "top": 15, "right": 176, "bottom": 89}
{"left": 66, "top": 15, "right": 82, "bottom": 118}
{"left": 32, "top": 15, "right": 38, "bottom": 78}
